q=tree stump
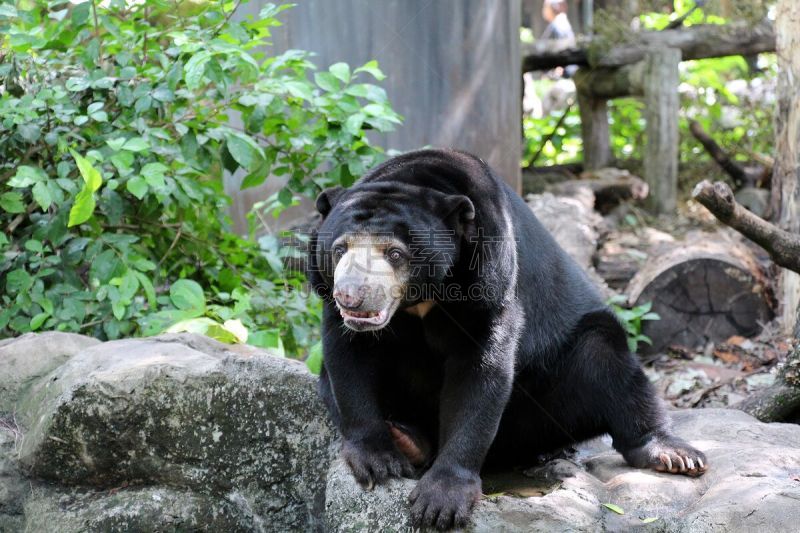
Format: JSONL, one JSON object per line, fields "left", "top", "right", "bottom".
{"left": 626, "top": 238, "right": 773, "bottom": 354}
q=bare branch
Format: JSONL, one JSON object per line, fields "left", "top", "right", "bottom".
{"left": 692, "top": 180, "right": 800, "bottom": 273}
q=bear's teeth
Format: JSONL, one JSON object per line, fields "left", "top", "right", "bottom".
{"left": 342, "top": 309, "right": 380, "bottom": 319}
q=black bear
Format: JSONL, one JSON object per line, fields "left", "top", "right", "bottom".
{"left": 309, "top": 149, "right": 707, "bottom": 531}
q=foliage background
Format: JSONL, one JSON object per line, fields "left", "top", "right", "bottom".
{"left": 0, "top": 0, "right": 400, "bottom": 360}
{"left": 522, "top": 0, "right": 776, "bottom": 196}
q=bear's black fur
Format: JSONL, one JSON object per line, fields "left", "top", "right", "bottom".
{"left": 309, "top": 149, "right": 707, "bottom": 531}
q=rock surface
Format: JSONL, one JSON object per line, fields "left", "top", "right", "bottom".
{"left": 325, "top": 409, "right": 800, "bottom": 532}
{"left": 0, "top": 332, "right": 100, "bottom": 413}
{"left": 2, "top": 333, "right": 800, "bottom": 532}
{"left": 0, "top": 332, "right": 334, "bottom": 532}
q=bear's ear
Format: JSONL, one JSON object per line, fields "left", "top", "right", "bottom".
{"left": 440, "top": 194, "right": 475, "bottom": 225}
{"left": 316, "top": 186, "right": 345, "bottom": 217}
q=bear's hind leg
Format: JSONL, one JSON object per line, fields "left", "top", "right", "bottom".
{"left": 570, "top": 312, "right": 708, "bottom": 477}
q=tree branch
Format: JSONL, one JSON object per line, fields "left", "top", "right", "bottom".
{"left": 692, "top": 180, "right": 800, "bottom": 273}
{"left": 689, "top": 120, "right": 750, "bottom": 188}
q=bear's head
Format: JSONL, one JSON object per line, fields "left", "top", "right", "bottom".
{"left": 309, "top": 181, "right": 475, "bottom": 332}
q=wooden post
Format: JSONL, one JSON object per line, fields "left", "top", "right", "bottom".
{"left": 643, "top": 48, "right": 681, "bottom": 214}
{"left": 574, "top": 69, "right": 612, "bottom": 170}
{"left": 774, "top": 0, "right": 800, "bottom": 335}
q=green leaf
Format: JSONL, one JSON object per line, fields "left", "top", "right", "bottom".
{"left": 329, "top": 62, "right": 351, "bottom": 84}
{"left": 284, "top": 80, "right": 313, "bottom": 100}
{"left": 70, "top": 150, "right": 103, "bottom": 192}
{"left": 248, "top": 329, "right": 286, "bottom": 356}
{"left": 9, "top": 166, "right": 46, "bottom": 187}
{"left": 90, "top": 249, "right": 124, "bottom": 285}
{"left": 17, "top": 123, "right": 40, "bottom": 142}
{"left": 225, "top": 132, "right": 264, "bottom": 171}
{"left": 34, "top": 296, "right": 54, "bottom": 315}
{"left": 0, "top": 192, "right": 25, "bottom": 213}
{"left": 68, "top": 151, "right": 102, "bottom": 225}
{"left": 152, "top": 87, "right": 174, "bottom": 102}
{"left": 122, "top": 137, "right": 150, "bottom": 152}
{"left": 165, "top": 317, "right": 233, "bottom": 341}
{"left": 602, "top": 503, "right": 624, "bottom": 515}
{"left": 134, "top": 271, "right": 157, "bottom": 308}
{"left": 126, "top": 176, "right": 148, "bottom": 199}
{"left": 184, "top": 52, "right": 212, "bottom": 90}
{"left": 66, "top": 77, "right": 89, "bottom": 91}
{"left": 106, "top": 137, "right": 127, "bottom": 151}
{"left": 344, "top": 113, "right": 365, "bottom": 135}
{"left": 315, "top": 71, "right": 340, "bottom": 92}
{"left": 169, "top": 279, "right": 206, "bottom": 314}
{"left": 240, "top": 159, "right": 271, "bottom": 189}
{"left": 221, "top": 319, "right": 248, "bottom": 343}
{"left": 30, "top": 313, "right": 50, "bottom": 331}
{"left": 0, "top": 4, "right": 18, "bottom": 17}
{"left": 112, "top": 301, "right": 126, "bottom": 320}
{"left": 32, "top": 181, "right": 52, "bottom": 211}
{"left": 354, "top": 60, "right": 386, "bottom": 80}
{"left": 24, "top": 240, "right": 43, "bottom": 253}
{"left": 6, "top": 269, "right": 33, "bottom": 293}
{"left": 304, "top": 341, "right": 323, "bottom": 374}
{"left": 641, "top": 517, "right": 659, "bottom": 524}
{"left": 115, "top": 271, "right": 140, "bottom": 303}
{"left": 278, "top": 188, "right": 293, "bottom": 206}
{"left": 68, "top": 187, "right": 96, "bottom": 227}
{"left": 141, "top": 162, "right": 168, "bottom": 188}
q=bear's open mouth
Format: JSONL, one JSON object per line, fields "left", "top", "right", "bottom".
{"left": 339, "top": 308, "right": 389, "bottom": 323}
{"left": 337, "top": 299, "right": 400, "bottom": 330}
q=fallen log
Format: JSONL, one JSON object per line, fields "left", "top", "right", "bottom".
{"left": 594, "top": 228, "right": 674, "bottom": 291}
{"left": 546, "top": 168, "right": 648, "bottom": 214}
{"left": 626, "top": 236, "right": 773, "bottom": 355}
{"left": 521, "top": 163, "right": 583, "bottom": 195}
{"left": 527, "top": 188, "right": 601, "bottom": 271}
{"left": 692, "top": 180, "right": 800, "bottom": 273}
{"left": 522, "top": 21, "right": 776, "bottom": 72}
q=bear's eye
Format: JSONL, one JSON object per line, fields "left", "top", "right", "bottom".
{"left": 333, "top": 245, "right": 346, "bottom": 260}
{"left": 387, "top": 248, "right": 404, "bottom": 263}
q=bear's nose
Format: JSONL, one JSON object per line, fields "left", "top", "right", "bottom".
{"left": 333, "top": 284, "right": 365, "bottom": 310}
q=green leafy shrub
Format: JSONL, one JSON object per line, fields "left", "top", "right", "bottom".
{"left": 607, "top": 295, "right": 660, "bottom": 353}
{"left": 0, "top": 0, "right": 400, "bottom": 357}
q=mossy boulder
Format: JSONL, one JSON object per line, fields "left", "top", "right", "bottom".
{"left": 11, "top": 333, "right": 334, "bottom": 532}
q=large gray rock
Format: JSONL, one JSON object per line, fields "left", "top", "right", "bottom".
{"left": 22, "top": 486, "right": 255, "bottom": 532}
{"left": 527, "top": 190, "right": 602, "bottom": 270}
{"left": 0, "top": 332, "right": 100, "bottom": 414}
{"left": 0, "top": 332, "right": 99, "bottom": 531}
{"left": 15, "top": 334, "right": 335, "bottom": 532}
{"left": 325, "top": 409, "right": 800, "bottom": 532}
{"left": 0, "top": 426, "right": 27, "bottom": 532}
{"left": 4, "top": 331, "right": 800, "bottom": 532}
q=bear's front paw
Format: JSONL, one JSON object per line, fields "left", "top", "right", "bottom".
{"left": 409, "top": 467, "right": 481, "bottom": 531}
{"left": 341, "top": 438, "right": 415, "bottom": 490}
